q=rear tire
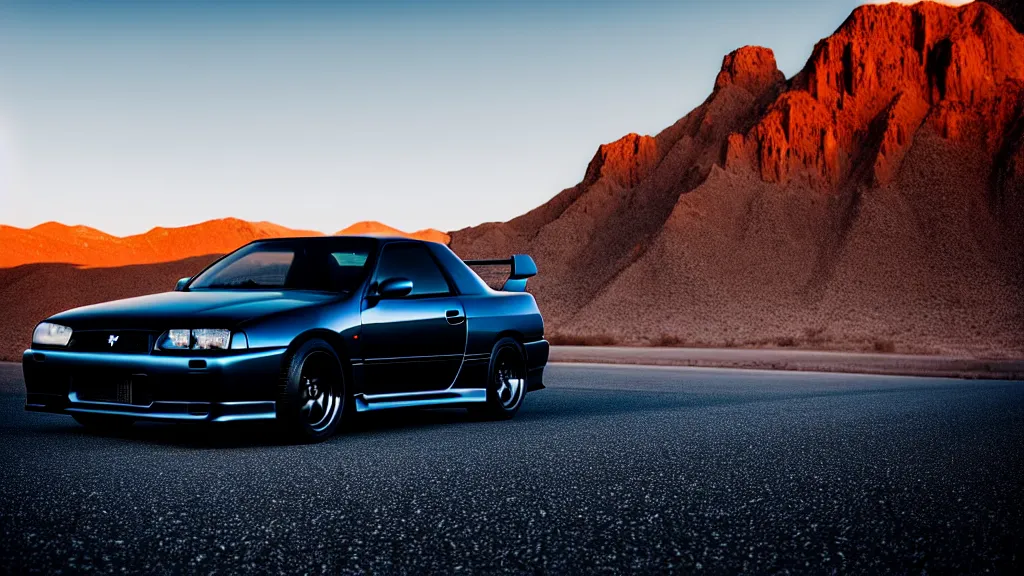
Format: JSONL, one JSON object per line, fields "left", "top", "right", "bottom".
{"left": 72, "top": 413, "right": 135, "bottom": 432}
{"left": 471, "top": 337, "right": 527, "bottom": 420}
{"left": 278, "top": 338, "right": 347, "bottom": 443}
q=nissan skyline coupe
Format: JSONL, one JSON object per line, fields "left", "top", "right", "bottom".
{"left": 22, "top": 236, "right": 548, "bottom": 442}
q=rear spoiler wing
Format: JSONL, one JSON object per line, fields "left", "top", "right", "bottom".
{"left": 464, "top": 254, "right": 537, "bottom": 292}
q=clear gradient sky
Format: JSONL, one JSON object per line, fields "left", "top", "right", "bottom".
{"left": 0, "top": 0, "right": 970, "bottom": 236}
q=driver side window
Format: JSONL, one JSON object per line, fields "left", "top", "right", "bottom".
{"left": 376, "top": 243, "right": 452, "bottom": 297}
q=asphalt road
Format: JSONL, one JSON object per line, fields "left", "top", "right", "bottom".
{"left": 1, "top": 362, "right": 1022, "bottom": 574}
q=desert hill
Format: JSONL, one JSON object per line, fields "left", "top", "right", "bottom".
{"left": 0, "top": 218, "right": 321, "bottom": 268}
{"left": 450, "top": 1, "right": 1024, "bottom": 357}
{"left": 0, "top": 218, "right": 447, "bottom": 269}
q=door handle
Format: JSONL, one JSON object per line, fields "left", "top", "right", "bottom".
{"left": 445, "top": 309, "right": 465, "bottom": 325}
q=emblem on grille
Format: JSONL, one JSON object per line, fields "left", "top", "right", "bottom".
{"left": 108, "top": 334, "right": 120, "bottom": 347}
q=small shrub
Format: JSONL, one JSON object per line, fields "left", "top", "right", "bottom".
{"left": 548, "top": 332, "right": 618, "bottom": 346}
{"left": 873, "top": 339, "right": 896, "bottom": 353}
{"left": 652, "top": 334, "right": 685, "bottom": 347}
{"left": 581, "top": 334, "right": 618, "bottom": 346}
{"left": 546, "top": 333, "right": 579, "bottom": 346}
{"left": 802, "top": 326, "right": 828, "bottom": 343}
{"left": 776, "top": 336, "right": 797, "bottom": 347}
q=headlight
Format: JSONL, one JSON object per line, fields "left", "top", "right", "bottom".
{"left": 33, "top": 322, "right": 73, "bottom": 347}
{"left": 166, "top": 329, "right": 191, "bottom": 349}
{"left": 156, "top": 329, "right": 241, "bottom": 351}
{"left": 193, "top": 329, "right": 231, "bottom": 350}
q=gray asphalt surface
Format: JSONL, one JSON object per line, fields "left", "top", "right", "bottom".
{"left": 1, "top": 361, "right": 1022, "bottom": 574}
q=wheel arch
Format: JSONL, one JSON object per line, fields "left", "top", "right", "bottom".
{"left": 487, "top": 334, "right": 527, "bottom": 378}
{"left": 493, "top": 330, "right": 526, "bottom": 348}
{"left": 276, "top": 329, "right": 352, "bottom": 442}
{"left": 476, "top": 334, "right": 528, "bottom": 420}
{"left": 283, "top": 329, "right": 354, "bottom": 382}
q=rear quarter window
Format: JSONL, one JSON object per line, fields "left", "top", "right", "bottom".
{"left": 375, "top": 243, "right": 451, "bottom": 297}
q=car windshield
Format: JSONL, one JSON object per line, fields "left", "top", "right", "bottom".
{"left": 188, "top": 238, "right": 377, "bottom": 293}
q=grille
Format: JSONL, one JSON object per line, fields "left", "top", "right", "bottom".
{"left": 73, "top": 374, "right": 153, "bottom": 406}
{"left": 68, "top": 331, "right": 154, "bottom": 354}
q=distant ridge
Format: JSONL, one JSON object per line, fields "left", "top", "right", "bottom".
{"left": 335, "top": 221, "right": 451, "bottom": 245}
{"left": 0, "top": 218, "right": 448, "bottom": 268}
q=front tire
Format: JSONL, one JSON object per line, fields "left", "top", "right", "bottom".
{"left": 72, "top": 413, "right": 135, "bottom": 432}
{"left": 278, "top": 339, "right": 347, "bottom": 443}
{"left": 472, "top": 338, "right": 527, "bottom": 420}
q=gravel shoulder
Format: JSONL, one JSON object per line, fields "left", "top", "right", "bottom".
{"left": 550, "top": 346, "right": 1024, "bottom": 380}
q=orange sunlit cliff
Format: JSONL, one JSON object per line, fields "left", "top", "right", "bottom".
{"left": 451, "top": 1, "right": 1024, "bottom": 357}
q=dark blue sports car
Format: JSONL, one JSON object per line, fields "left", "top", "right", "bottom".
{"left": 22, "top": 236, "right": 548, "bottom": 441}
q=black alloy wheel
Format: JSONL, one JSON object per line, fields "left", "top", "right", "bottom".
{"left": 474, "top": 337, "right": 527, "bottom": 420}
{"left": 279, "top": 338, "right": 347, "bottom": 442}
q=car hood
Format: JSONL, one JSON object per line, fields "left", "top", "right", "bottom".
{"left": 47, "top": 290, "right": 344, "bottom": 331}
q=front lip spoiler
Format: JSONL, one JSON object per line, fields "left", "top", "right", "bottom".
{"left": 23, "top": 347, "right": 286, "bottom": 423}
{"left": 23, "top": 347, "right": 286, "bottom": 370}
{"left": 26, "top": 399, "right": 277, "bottom": 423}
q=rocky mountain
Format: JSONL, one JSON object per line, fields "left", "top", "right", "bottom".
{"left": 450, "top": 1, "right": 1024, "bottom": 356}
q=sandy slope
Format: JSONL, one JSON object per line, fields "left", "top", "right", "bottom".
{"left": 0, "top": 257, "right": 220, "bottom": 362}
{"left": 549, "top": 346, "right": 1024, "bottom": 380}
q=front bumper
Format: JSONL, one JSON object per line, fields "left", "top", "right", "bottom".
{"left": 22, "top": 347, "right": 286, "bottom": 423}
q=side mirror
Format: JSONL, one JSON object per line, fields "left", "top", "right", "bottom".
{"left": 377, "top": 277, "right": 413, "bottom": 298}
{"left": 174, "top": 277, "right": 191, "bottom": 292}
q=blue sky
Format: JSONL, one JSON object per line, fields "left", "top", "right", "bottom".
{"left": 0, "top": 1, "right": 966, "bottom": 236}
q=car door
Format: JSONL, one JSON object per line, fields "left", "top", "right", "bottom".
{"left": 359, "top": 242, "right": 467, "bottom": 394}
